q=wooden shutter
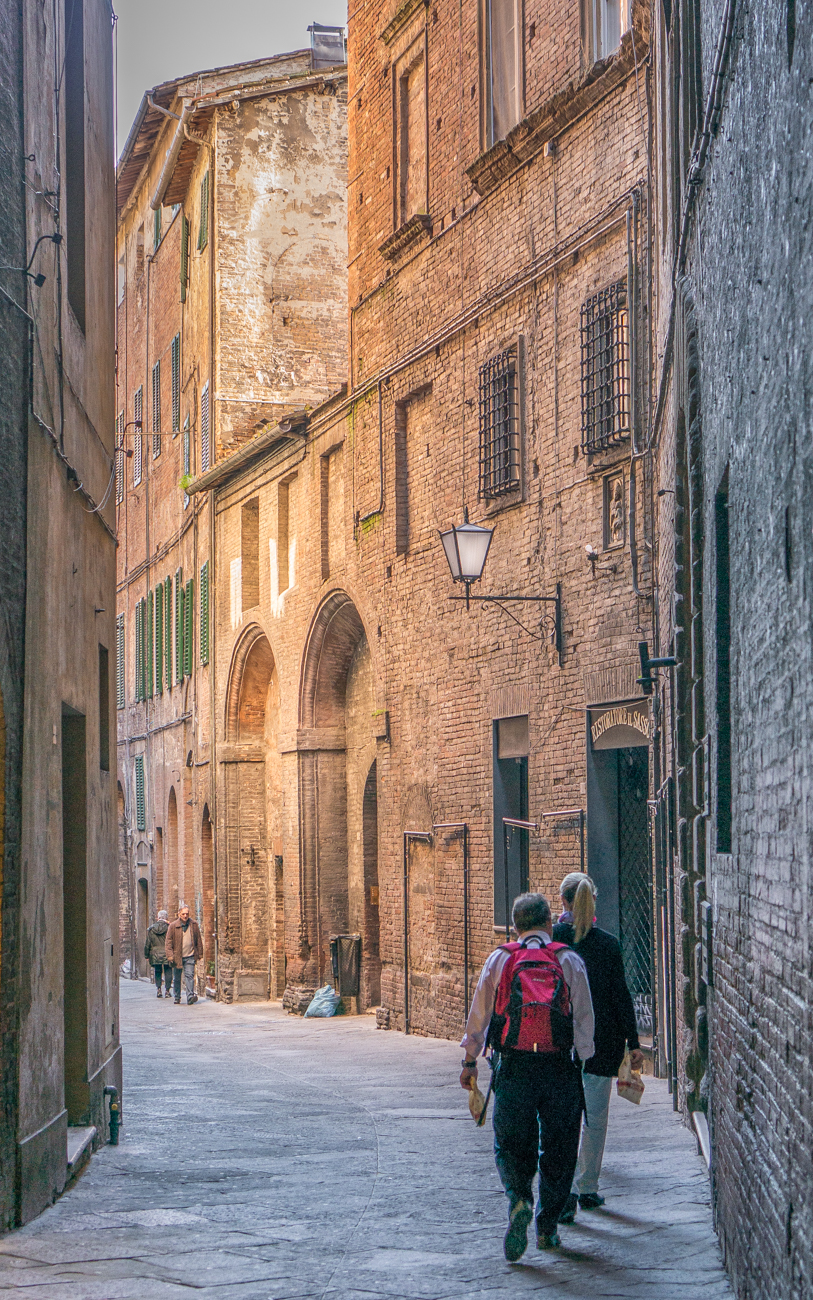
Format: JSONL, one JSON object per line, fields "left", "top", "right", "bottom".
{"left": 200, "top": 383, "right": 210, "bottom": 473}
{"left": 115, "top": 411, "right": 124, "bottom": 504}
{"left": 164, "top": 576, "right": 172, "bottom": 688}
{"left": 184, "top": 579, "right": 194, "bottom": 677}
{"left": 171, "top": 333, "right": 181, "bottom": 432}
{"left": 153, "top": 204, "right": 162, "bottom": 251}
{"left": 134, "top": 599, "right": 143, "bottom": 701}
{"left": 116, "top": 613, "right": 125, "bottom": 709}
{"left": 200, "top": 561, "right": 209, "bottom": 665}
{"left": 198, "top": 172, "right": 209, "bottom": 250}
{"left": 180, "top": 215, "right": 189, "bottom": 302}
{"left": 133, "top": 387, "right": 143, "bottom": 486}
{"left": 183, "top": 414, "right": 190, "bottom": 509}
{"left": 155, "top": 582, "right": 163, "bottom": 694}
{"left": 152, "top": 360, "right": 161, "bottom": 457}
{"left": 146, "top": 590, "right": 154, "bottom": 697}
{"left": 175, "top": 567, "right": 184, "bottom": 683}
{"left": 134, "top": 755, "right": 146, "bottom": 831}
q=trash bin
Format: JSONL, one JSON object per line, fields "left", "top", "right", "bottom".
{"left": 329, "top": 934, "right": 361, "bottom": 997}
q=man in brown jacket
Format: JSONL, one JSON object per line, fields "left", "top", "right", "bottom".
{"left": 166, "top": 906, "right": 204, "bottom": 1005}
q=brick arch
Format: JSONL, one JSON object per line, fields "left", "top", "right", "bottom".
{"left": 225, "top": 623, "right": 277, "bottom": 742}
{"left": 299, "top": 590, "right": 367, "bottom": 729}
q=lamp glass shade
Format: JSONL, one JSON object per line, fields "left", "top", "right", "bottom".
{"left": 439, "top": 520, "right": 494, "bottom": 583}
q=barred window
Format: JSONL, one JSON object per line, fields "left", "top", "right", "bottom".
{"left": 133, "top": 386, "right": 143, "bottom": 486}
{"left": 479, "top": 348, "right": 520, "bottom": 498}
{"left": 152, "top": 360, "right": 161, "bottom": 457}
{"left": 580, "top": 281, "right": 630, "bottom": 454}
{"left": 171, "top": 333, "right": 181, "bottom": 432}
{"left": 115, "top": 411, "right": 124, "bottom": 504}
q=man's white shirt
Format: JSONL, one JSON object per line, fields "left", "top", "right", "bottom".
{"left": 461, "top": 930, "right": 595, "bottom": 1063}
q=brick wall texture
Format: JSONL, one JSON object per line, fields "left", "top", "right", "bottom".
{"left": 654, "top": 2, "right": 813, "bottom": 1297}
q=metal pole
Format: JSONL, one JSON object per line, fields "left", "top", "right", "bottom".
{"left": 580, "top": 809, "right": 585, "bottom": 873}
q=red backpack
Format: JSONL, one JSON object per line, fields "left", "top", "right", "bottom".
{"left": 487, "top": 939, "right": 574, "bottom": 1055}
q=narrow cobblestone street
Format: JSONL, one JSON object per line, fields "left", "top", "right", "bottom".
{"left": 0, "top": 982, "right": 733, "bottom": 1299}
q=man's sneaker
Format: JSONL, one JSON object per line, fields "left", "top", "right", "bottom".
{"left": 558, "top": 1193, "right": 578, "bottom": 1224}
{"left": 174, "top": 997, "right": 181, "bottom": 1004}
{"left": 156, "top": 990, "right": 162, "bottom": 998}
{"left": 187, "top": 994, "right": 198, "bottom": 1005}
{"left": 503, "top": 1200, "right": 533, "bottom": 1262}
{"left": 578, "top": 1193, "right": 605, "bottom": 1210}
{"left": 537, "top": 1230, "right": 561, "bottom": 1250}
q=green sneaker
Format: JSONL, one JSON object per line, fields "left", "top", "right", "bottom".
{"left": 537, "top": 1229, "right": 561, "bottom": 1250}
{"left": 504, "top": 1200, "right": 533, "bottom": 1262}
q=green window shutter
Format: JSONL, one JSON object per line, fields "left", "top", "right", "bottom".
{"left": 152, "top": 360, "right": 161, "bottom": 457}
{"left": 116, "top": 613, "right": 125, "bottom": 709}
{"left": 134, "top": 600, "right": 142, "bottom": 701}
{"left": 134, "top": 755, "right": 146, "bottom": 831}
{"left": 171, "top": 333, "right": 181, "bottom": 432}
{"left": 164, "top": 576, "right": 172, "bottom": 688}
{"left": 184, "top": 578, "right": 194, "bottom": 677}
{"left": 198, "top": 171, "right": 209, "bottom": 251}
{"left": 140, "top": 599, "right": 147, "bottom": 701}
{"left": 146, "top": 589, "right": 154, "bottom": 698}
{"left": 175, "top": 567, "right": 184, "bottom": 683}
{"left": 155, "top": 583, "right": 163, "bottom": 695}
{"left": 183, "top": 415, "right": 190, "bottom": 509}
{"left": 180, "top": 215, "right": 189, "bottom": 302}
{"left": 154, "top": 205, "right": 162, "bottom": 251}
{"left": 200, "top": 562, "right": 209, "bottom": 665}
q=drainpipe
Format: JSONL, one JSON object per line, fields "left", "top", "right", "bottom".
{"left": 402, "top": 830, "right": 432, "bottom": 1034}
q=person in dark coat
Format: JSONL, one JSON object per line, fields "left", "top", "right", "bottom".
{"left": 553, "top": 872, "right": 644, "bottom": 1220}
{"left": 144, "top": 910, "right": 172, "bottom": 997}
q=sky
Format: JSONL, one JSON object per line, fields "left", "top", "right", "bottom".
{"left": 114, "top": 0, "right": 348, "bottom": 157}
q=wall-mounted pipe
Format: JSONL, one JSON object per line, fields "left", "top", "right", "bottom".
{"left": 402, "top": 830, "right": 432, "bottom": 1034}
{"left": 433, "top": 823, "right": 470, "bottom": 1019}
{"left": 150, "top": 101, "right": 192, "bottom": 212}
{"left": 103, "top": 1086, "right": 121, "bottom": 1145}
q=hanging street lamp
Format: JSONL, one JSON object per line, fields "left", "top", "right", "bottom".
{"left": 439, "top": 511, "right": 563, "bottom": 665}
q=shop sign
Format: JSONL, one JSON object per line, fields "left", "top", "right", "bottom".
{"left": 589, "top": 701, "right": 651, "bottom": 750}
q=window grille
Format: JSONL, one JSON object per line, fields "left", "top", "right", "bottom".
{"left": 133, "top": 387, "right": 143, "bottom": 485}
{"left": 116, "top": 613, "right": 125, "bottom": 709}
{"left": 200, "top": 383, "right": 210, "bottom": 473}
{"left": 115, "top": 411, "right": 124, "bottom": 503}
{"left": 200, "top": 562, "right": 210, "bottom": 665}
{"left": 580, "top": 281, "right": 630, "bottom": 454}
{"left": 198, "top": 172, "right": 210, "bottom": 251}
{"left": 171, "top": 333, "right": 181, "bottom": 432}
{"left": 134, "top": 754, "right": 146, "bottom": 831}
{"left": 479, "top": 348, "right": 520, "bottom": 498}
{"left": 152, "top": 360, "right": 161, "bottom": 457}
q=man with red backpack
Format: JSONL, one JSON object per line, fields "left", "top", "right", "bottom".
{"left": 460, "top": 892, "right": 595, "bottom": 1260}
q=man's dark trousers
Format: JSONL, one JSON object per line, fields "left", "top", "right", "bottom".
{"left": 492, "top": 1050, "right": 584, "bottom": 1236}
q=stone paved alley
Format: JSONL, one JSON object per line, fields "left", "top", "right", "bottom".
{"left": 0, "top": 982, "right": 733, "bottom": 1299}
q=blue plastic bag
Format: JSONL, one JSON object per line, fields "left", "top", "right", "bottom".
{"left": 304, "top": 985, "right": 341, "bottom": 1018}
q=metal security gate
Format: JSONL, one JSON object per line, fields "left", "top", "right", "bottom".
{"left": 617, "top": 746, "right": 653, "bottom": 1037}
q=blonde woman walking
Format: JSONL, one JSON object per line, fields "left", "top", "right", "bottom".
{"left": 553, "top": 873, "right": 644, "bottom": 1222}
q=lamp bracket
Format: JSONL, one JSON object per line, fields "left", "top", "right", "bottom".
{"left": 449, "top": 583, "right": 563, "bottom": 667}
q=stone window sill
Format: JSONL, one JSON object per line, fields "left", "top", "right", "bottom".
{"left": 379, "top": 213, "right": 432, "bottom": 262}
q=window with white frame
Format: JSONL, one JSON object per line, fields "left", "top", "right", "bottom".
{"left": 584, "top": 0, "right": 630, "bottom": 63}
{"left": 484, "top": 0, "right": 522, "bottom": 149}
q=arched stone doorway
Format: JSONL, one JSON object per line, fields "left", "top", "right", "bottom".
{"left": 296, "top": 592, "right": 378, "bottom": 1005}
{"left": 166, "top": 788, "right": 179, "bottom": 918}
{"left": 221, "top": 626, "right": 282, "bottom": 1001}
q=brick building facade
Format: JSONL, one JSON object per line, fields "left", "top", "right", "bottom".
{"left": 0, "top": 0, "right": 119, "bottom": 1228}
{"left": 652, "top": 1, "right": 813, "bottom": 1296}
{"left": 176, "top": 0, "right": 663, "bottom": 1044}
{"left": 115, "top": 45, "right": 349, "bottom": 991}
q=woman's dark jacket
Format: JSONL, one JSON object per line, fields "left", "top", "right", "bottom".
{"left": 552, "top": 921, "right": 640, "bottom": 1076}
{"left": 144, "top": 920, "right": 169, "bottom": 965}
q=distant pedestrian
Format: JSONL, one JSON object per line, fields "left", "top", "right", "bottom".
{"left": 166, "top": 905, "right": 203, "bottom": 1005}
{"left": 460, "top": 892, "right": 595, "bottom": 1259}
{"left": 144, "top": 909, "right": 172, "bottom": 998}
{"left": 553, "top": 872, "right": 644, "bottom": 1222}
